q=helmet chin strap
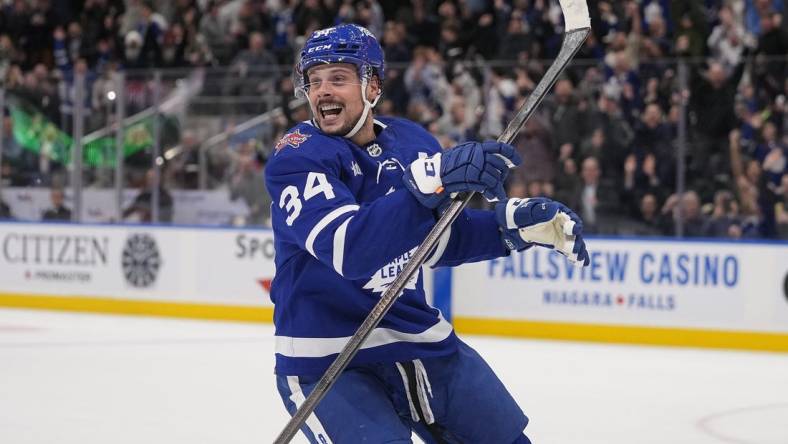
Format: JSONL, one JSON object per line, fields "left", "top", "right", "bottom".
{"left": 343, "top": 77, "right": 380, "bottom": 139}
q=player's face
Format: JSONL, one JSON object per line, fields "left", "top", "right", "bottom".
{"left": 305, "top": 64, "right": 366, "bottom": 135}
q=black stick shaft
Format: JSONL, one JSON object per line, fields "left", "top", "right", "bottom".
{"left": 274, "top": 28, "right": 590, "bottom": 444}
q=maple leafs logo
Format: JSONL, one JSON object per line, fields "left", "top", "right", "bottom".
{"left": 275, "top": 130, "right": 310, "bottom": 153}
{"left": 363, "top": 247, "right": 419, "bottom": 294}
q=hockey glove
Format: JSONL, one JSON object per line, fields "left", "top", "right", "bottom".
{"left": 403, "top": 141, "right": 522, "bottom": 209}
{"left": 495, "top": 197, "right": 590, "bottom": 266}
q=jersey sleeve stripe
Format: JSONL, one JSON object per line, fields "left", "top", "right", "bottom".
{"left": 424, "top": 226, "right": 452, "bottom": 268}
{"left": 275, "top": 315, "right": 454, "bottom": 358}
{"left": 305, "top": 204, "right": 360, "bottom": 258}
{"left": 332, "top": 216, "right": 352, "bottom": 276}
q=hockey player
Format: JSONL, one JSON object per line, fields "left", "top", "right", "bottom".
{"left": 266, "top": 24, "right": 589, "bottom": 443}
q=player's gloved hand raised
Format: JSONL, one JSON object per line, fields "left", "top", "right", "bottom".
{"left": 495, "top": 197, "right": 590, "bottom": 267}
{"left": 403, "top": 141, "right": 522, "bottom": 209}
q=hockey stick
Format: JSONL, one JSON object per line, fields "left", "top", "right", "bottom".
{"left": 274, "top": 1, "right": 590, "bottom": 441}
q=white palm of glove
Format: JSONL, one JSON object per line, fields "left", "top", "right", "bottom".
{"left": 517, "top": 211, "right": 580, "bottom": 264}
{"left": 496, "top": 197, "right": 589, "bottom": 267}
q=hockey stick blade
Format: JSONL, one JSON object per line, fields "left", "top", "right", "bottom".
{"left": 274, "top": 3, "right": 590, "bottom": 442}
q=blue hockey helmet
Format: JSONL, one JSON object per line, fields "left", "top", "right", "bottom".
{"left": 295, "top": 24, "right": 385, "bottom": 97}
{"left": 295, "top": 24, "right": 385, "bottom": 138}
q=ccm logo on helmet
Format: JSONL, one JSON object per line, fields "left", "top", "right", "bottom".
{"left": 307, "top": 44, "right": 332, "bottom": 53}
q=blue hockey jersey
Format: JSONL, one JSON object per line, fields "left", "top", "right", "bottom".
{"left": 265, "top": 116, "right": 508, "bottom": 376}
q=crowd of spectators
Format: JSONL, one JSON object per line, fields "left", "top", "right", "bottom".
{"left": 0, "top": 0, "right": 786, "bottom": 237}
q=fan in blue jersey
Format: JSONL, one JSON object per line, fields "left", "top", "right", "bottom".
{"left": 267, "top": 24, "right": 590, "bottom": 444}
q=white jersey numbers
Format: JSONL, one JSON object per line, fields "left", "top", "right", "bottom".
{"left": 304, "top": 172, "right": 336, "bottom": 200}
{"left": 279, "top": 172, "right": 336, "bottom": 226}
{"left": 280, "top": 186, "right": 302, "bottom": 226}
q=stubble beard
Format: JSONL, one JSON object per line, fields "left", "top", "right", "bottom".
{"left": 315, "top": 107, "right": 362, "bottom": 137}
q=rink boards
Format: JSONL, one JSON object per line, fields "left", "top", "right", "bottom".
{"left": 1, "top": 222, "right": 787, "bottom": 352}
{"left": 449, "top": 237, "right": 788, "bottom": 352}
{"left": 0, "top": 222, "right": 275, "bottom": 322}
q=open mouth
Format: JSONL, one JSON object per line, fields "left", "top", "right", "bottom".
{"left": 319, "top": 103, "right": 343, "bottom": 123}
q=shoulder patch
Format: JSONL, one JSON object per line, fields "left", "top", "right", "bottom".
{"left": 275, "top": 130, "right": 311, "bottom": 154}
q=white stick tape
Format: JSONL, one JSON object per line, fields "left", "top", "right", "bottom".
{"left": 558, "top": 0, "right": 591, "bottom": 31}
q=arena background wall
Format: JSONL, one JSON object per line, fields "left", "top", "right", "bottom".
{"left": 1, "top": 222, "right": 787, "bottom": 352}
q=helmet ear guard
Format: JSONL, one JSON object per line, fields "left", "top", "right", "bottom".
{"left": 292, "top": 61, "right": 309, "bottom": 99}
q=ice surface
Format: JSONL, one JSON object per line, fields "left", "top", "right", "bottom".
{"left": 1, "top": 309, "right": 786, "bottom": 444}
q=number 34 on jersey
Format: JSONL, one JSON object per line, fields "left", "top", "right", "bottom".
{"left": 279, "top": 172, "right": 335, "bottom": 226}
